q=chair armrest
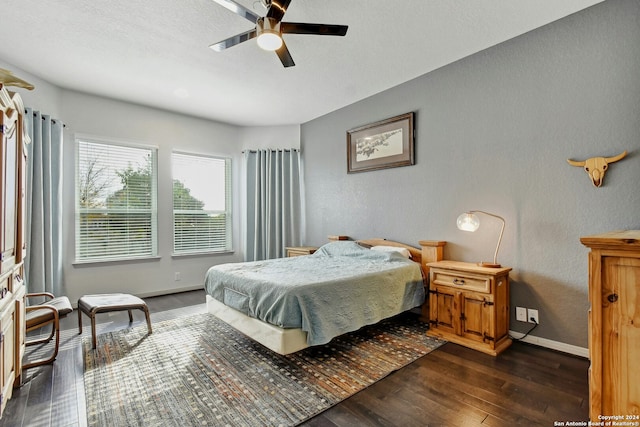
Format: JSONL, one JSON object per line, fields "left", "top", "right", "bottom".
{"left": 25, "top": 304, "right": 60, "bottom": 329}
{"left": 26, "top": 292, "right": 55, "bottom": 303}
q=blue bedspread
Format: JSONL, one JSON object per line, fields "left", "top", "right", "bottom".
{"left": 204, "top": 241, "right": 425, "bottom": 346}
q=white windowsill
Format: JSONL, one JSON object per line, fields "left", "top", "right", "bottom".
{"left": 72, "top": 255, "right": 162, "bottom": 267}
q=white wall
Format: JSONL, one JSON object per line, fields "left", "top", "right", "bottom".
{"left": 59, "top": 90, "right": 245, "bottom": 302}
{"left": 240, "top": 125, "right": 300, "bottom": 151}
{"left": 0, "top": 60, "right": 63, "bottom": 116}
{"left": 1, "top": 59, "right": 301, "bottom": 303}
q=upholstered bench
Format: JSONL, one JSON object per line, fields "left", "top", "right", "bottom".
{"left": 78, "top": 293, "right": 152, "bottom": 349}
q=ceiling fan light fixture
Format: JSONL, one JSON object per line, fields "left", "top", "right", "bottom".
{"left": 256, "top": 17, "right": 282, "bottom": 51}
{"left": 257, "top": 33, "right": 282, "bottom": 50}
{"left": 210, "top": 0, "right": 348, "bottom": 67}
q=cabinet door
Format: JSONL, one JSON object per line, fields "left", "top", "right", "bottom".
{"left": 460, "top": 293, "right": 494, "bottom": 345}
{"left": 16, "top": 125, "right": 27, "bottom": 263}
{"left": 13, "top": 269, "right": 25, "bottom": 385}
{"left": 430, "top": 286, "right": 458, "bottom": 335}
{"left": 1, "top": 111, "right": 18, "bottom": 274}
{"left": 601, "top": 256, "right": 640, "bottom": 416}
{"left": 0, "top": 301, "right": 16, "bottom": 415}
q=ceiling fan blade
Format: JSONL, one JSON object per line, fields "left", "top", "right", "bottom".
{"left": 210, "top": 0, "right": 260, "bottom": 23}
{"left": 209, "top": 28, "right": 257, "bottom": 51}
{"left": 266, "top": 0, "right": 292, "bottom": 22}
{"left": 281, "top": 22, "right": 348, "bottom": 36}
{"left": 275, "top": 40, "right": 295, "bottom": 67}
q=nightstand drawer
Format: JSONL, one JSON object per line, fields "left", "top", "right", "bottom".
{"left": 431, "top": 271, "right": 491, "bottom": 293}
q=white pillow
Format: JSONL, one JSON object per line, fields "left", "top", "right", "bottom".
{"left": 370, "top": 245, "right": 412, "bottom": 259}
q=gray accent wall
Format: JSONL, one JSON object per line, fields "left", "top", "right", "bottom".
{"left": 301, "top": 0, "right": 640, "bottom": 348}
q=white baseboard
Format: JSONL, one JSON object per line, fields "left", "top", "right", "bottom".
{"left": 509, "top": 330, "right": 589, "bottom": 358}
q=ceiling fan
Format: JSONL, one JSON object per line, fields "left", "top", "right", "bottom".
{"left": 209, "top": 0, "right": 348, "bottom": 67}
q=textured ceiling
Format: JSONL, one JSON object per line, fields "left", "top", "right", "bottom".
{"left": 1, "top": 0, "right": 603, "bottom": 126}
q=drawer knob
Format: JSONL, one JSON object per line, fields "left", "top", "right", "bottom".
{"left": 453, "top": 278, "right": 465, "bottom": 285}
{"left": 607, "top": 293, "right": 618, "bottom": 303}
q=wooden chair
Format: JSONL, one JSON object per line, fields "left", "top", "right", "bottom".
{"left": 23, "top": 292, "right": 73, "bottom": 370}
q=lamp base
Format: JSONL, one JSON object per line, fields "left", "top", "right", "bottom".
{"left": 477, "top": 261, "right": 501, "bottom": 268}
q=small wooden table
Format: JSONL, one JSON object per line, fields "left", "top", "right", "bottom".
{"left": 78, "top": 293, "right": 152, "bottom": 349}
{"left": 285, "top": 246, "right": 318, "bottom": 257}
{"left": 426, "top": 261, "right": 512, "bottom": 356}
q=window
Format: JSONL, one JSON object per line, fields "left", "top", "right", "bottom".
{"left": 172, "top": 151, "right": 232, "bottom": 254}
{"left": 76, "top": 138, "right": 157, "bottom": 262}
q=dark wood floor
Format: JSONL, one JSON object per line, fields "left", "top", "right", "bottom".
{"left": 1, "top": 290, "right": 589, "bottom": 427}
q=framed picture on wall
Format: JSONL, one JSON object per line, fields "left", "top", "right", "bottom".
{"left": 347, "top": 112, "right": 415, "bottom": 173}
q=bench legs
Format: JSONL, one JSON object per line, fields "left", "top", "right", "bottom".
{"left": 78, "top": 305, "right": 153, "bottom": 349}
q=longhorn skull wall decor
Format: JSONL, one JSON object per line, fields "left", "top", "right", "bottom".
{"left": 567, "top": 150, "right": 627, "bottom": 187}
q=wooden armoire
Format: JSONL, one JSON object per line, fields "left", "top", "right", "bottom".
{"left": 581, "top": 230, "right": 640, "bottom": 420}
{"left": 0, "top": 83, "right": 28, "bottom": 417}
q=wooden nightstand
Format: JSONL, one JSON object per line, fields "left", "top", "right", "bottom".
{"left": 285, "top": 246, "right": 318, "bottom": 257}
{"left": 426, "top": 260, "right": 512, "bottom": 356}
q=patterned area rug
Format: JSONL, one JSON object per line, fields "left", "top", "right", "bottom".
{"left": 83, "top": 312, "right": 444, "bottom": 427}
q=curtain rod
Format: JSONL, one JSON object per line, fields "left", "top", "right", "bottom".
{"left": 242, "top": 148, "right": 300, "bottom": 153}
{"left": 25, "top": 109, "right": 66, "bottom": 127}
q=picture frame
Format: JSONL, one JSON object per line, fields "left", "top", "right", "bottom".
{"left": 347, "top": 112, "right": 415, "bottom": 173}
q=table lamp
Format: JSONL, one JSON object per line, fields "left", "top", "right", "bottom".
{"left": 456, "top": 210, "right": 505, "bottom": 268}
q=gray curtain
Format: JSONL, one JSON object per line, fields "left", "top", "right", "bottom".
{"left": 245, "top": 149, "right": 302, "bottom": 261}
{"left": 24, "top": 108, "right": 64, "bottom": 295}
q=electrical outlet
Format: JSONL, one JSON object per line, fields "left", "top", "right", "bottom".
{"left": 528, "top": 308, "right": 539, "bottom": 324}
{"left": 516, "top": 306, "right": 527, "bottom": 322}
{"left": 174, "top": 272, "right": 181, "bottom": 281}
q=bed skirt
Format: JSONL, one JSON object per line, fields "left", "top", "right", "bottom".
{"left": 206, "top": 295, "right": 309, "bottom": 355}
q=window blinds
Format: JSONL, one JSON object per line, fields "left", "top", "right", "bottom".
{"left": 76, "top": 139, "right": 157, "bottom": 261}
{"left": 172, "top": 151, "right": 232, "bottom": 254}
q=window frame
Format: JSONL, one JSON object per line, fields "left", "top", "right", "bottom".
{"left": 171, "top": 150, "right": 233, "bottom": 256}
{"left": 74, "top": 135, "right": 158, "bottom": 264}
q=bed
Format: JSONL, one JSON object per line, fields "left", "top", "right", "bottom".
{"left": 204, "top": 238, "right": 446, "bottom": 354}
